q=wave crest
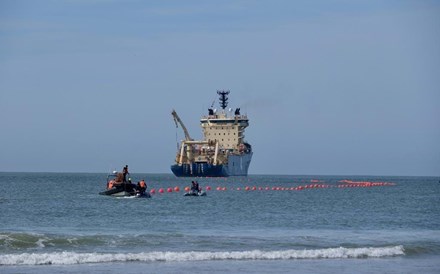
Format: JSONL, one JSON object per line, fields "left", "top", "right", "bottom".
{"left": 0, "top": 246, "right": 404, "bottom": 265}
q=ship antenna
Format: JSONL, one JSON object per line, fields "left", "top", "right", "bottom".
{"left": 217, "top": 90, "right": 230, "bottom": 110}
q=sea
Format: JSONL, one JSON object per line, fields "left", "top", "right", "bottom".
{"left": 0, "top": 172, "right": 439, "bottom": 274}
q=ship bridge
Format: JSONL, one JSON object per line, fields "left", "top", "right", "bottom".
{"left": 200, "top": 91, "right": 249, "bottom": 151}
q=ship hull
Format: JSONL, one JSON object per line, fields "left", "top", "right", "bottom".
{"left": 171, "top": 163, "right": 227, "bottom": 177}
{"left": 171, "top": 153, "right": 252, "bottom": 177}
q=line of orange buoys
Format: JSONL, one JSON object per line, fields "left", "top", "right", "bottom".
{"left": 337, "top": 179, "right": 396, "bottom": 188}
{"left": 146, "top": 180, "right": 395, "bottom": 194}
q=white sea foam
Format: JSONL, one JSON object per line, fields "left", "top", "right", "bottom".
{"left": 0, "top": 246, "right": 404, "bottom": 265}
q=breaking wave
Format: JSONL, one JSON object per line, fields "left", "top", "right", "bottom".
{"left": 0, "top": 246, "right": 404, "bottom": 265}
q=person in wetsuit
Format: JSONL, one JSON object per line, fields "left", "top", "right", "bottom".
{"left": 191, "top": 181, "right": 200, "bottom": 193}
{"left": 137, "top": 180, "right": 147, "bottom": 195}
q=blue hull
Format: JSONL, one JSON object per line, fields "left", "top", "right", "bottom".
{"left": 171, "top": 153, "right": 252, "bottom": 177}
{"left": 171, "top": 163, "right": 228, "bottom": 177}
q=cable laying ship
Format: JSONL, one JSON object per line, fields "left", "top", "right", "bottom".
{"left": 171, "top": 90, "right": 252, "bottom": 177}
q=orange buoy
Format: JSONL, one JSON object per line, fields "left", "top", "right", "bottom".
{"left": 184, "top": 186, "right": 190, "bottom": 192}
{"left": 167, "top": 187, "right": 173, "bottom": 193}
{"left": 150, "top": 188, "right": 156, "bottom": 194}
{"left": 159, "top": 188, "right": 164, "bottom": 193}
{"left": 174, "top": 186, "right": 180, "bottom": 192}
{"left": 206, "top": 186, "right": 212, "bottom": 191}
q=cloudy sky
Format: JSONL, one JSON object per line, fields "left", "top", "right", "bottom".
{"left": 1, "top": 0, "right": 439, "bottom": 176}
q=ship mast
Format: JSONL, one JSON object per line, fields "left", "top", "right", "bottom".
{"left": 171, "top": 109, "right": 193, "bottom": 141}
{"left": 217, "top": 90, "right": 230, "bottom": 110}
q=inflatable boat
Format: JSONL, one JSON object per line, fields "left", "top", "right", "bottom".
{"left": 183, "top": 190, "right": 207, "bottom": 196}
{"left": 99, "top": 171, "right": 151, "bottom": 198}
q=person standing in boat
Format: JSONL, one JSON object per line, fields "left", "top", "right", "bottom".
{"left": 122, "top": 165, "right": 129, "bottom": 183}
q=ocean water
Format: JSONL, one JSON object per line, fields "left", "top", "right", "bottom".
{"left": 0, "top": 172, "right": 439, "bottom": 273}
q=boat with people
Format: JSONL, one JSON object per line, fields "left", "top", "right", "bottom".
{"left": 99, "top": 170, "right": 151, "bottom": 198}
{"left": 183, "top": 180, "right": 207, "bottom": 196}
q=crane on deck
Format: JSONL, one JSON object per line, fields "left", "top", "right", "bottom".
{"left": 171, "top": 109, "right": 220, "bottom": 166}
{"left": 171, "top": 109, "right": 193, "bottom": 141}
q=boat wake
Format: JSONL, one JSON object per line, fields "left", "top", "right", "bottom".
{"left": 0, "top": 246, "right": 404, "bottom": 265}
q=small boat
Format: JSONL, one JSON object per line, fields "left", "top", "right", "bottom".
{"left": 183, "top": 190, "right": 207, "bottom": 196}
{"left": 99, "top": 171, "right": 151, "bottom": 198}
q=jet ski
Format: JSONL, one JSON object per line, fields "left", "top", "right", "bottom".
{"left": 184, "top": 181, "right": 206, "bottom": 196}
{"left": 184, "top": 190, "right": 207, "bottom": 196}
{"left": 99, "top": 171, "right": 151, "bottom": 198}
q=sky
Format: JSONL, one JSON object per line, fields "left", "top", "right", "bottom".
{"left": 1, "top": 0, "right": 439, "bottom": 176}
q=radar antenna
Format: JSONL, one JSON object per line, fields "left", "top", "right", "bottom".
{"left": 217, "top": 90, "right": 230, "bottom": 110}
